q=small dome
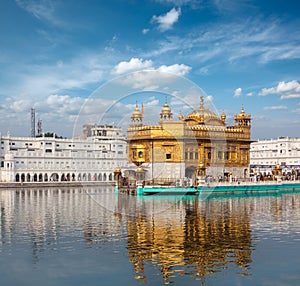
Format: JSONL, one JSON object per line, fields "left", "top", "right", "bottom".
{"left": 160, "top": 97, "right": 173, "bottom": 120}
{"left": 130, "top": 101, "right": 143, "bottom": 127}
{"left": 131, "top": 103, "right": 142, "bottom": 119}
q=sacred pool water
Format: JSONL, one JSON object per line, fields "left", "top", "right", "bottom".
{"left": 0, "top": 187, "right": 300, "bottom": 285}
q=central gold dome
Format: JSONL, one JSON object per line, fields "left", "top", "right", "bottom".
{"left": 184, "top": 96, "right": 224, "bottom": 126}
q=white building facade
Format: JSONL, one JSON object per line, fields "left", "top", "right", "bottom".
{"left": 250, "top": 137, "right": 300, "bottom": 177}
{"left": 0, "top": 124, "right": 127, "bottom": 183}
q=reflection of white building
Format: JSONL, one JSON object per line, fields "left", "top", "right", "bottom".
{"left": 250, "top": 137, "right": 300, "bottom": 175}
{"left": 0, "top": 124, "right": 127, "bottom": 183}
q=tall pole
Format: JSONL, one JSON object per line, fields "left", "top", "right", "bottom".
{"left": 31, "top": 108, "right": 35, "bottom": 137}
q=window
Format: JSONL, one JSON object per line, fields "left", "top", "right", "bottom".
{"left": 166, "top": 153, "right": 171, "bottom": 159}
{"left": 207, "top": 152, "right": 211, "bottom": 160}
{"left": 138, "top": 151, "right": 143, "bottom": 158}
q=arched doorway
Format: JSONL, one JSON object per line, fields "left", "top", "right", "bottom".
{"left": 50, "top": 173, "right": 59, "bottom": 181}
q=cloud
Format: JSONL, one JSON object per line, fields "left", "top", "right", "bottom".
{"left": 112, "top": 58, "right": 153, "bottom": 75}
{"left": 45, "top": 94, "right": 85, "bottom": 115}
{"left": 234, "top": 87, "right": 242, "bottom": 97}
{"left": 144, "top": 16, "right": 300, "bottom": 68}
{"left": 154, "top": 0, "right": 200, "bottom": 8}
{"left": 15, "top": 0, "right": 63, "bottom": 27}
{"left": 114, "top": 63, "right": 191, "bottom": 90}
{"left": 259, "top": 80, "right": 300, "bottom": 99}
{"left": 263, "top": 105, "right": 288, "bottom": 110}
{"left": 9, "top": 99, "right": 33, "bottom": 113}
{"left": 157, "top": 63, "right": 191, "bottom": 76}
{"left": 246, "top": 92, "right": 253, "bottom": 97}
{"left": 151, "top": 7, "right": 181, "bottom": 32}
{"left": 142, "top": 28, "right": 150, "bottom": 35}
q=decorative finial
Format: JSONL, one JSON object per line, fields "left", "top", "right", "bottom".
{"left": 200, "top": 96, "right": 204, "bottom": 108}
{"left": 179, "top": 111, "right": 183, "bottom": 120}
{"left": 136, "top": 100, "right": 138, "bottom": 108}
{"left": 241, "top": 104, "right": 245, "bottom": 113}
{"left": 165, "top": 96, "right": 168, "bottom": 104}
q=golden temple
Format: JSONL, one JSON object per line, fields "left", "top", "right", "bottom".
{"left": 127, "top": 96, "right": 251, "bottom": 182}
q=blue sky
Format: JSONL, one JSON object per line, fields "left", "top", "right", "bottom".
{"left": 0, "top": 0, "right": 300, "bottom": 139}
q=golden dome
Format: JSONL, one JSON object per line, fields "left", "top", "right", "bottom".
{"left": 161, "top": 103, "right": 171, "bottom": 113}
{"left": 160, "top": 96, "right": 173, "bottom": 120}
{"left": 131, "top": 102, "right": 142, "bottom": 119}
{"left": 184, "top": 96, "right": 224, "bottom": 126}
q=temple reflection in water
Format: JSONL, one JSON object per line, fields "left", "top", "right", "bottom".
{"left": 124, "top": 196, "right": 252, "bottom": 283}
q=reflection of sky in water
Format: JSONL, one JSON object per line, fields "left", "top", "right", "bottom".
{"left": 0, "top": 188, "right": 300, "bottom": 285}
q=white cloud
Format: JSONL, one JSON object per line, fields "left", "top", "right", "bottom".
{"left": 142, "top": 28, "right": 150, "bottom": 34}
{"left": 151, "top": 7, "right": 181, "bottom": 32}
{"left": 115, "top": 63, "right": 191, "bottom": 90}
{"left": 264, "top": 105, "right": 288, "bottom": 110}
{"left": 144, "top": 16, "right": 300, "bottom": 67}
{"left": 154, "top": 0, "right": 201, "bottom": 8}
{"left": 234, "top": 87, "right": 242, "bottom": 97}
{"left": 15, "top": 0, "right": 63, "bottom": 27}
{"left": 246, "top": 92, "right": 253, "bottom": 97}
{"left": 157, "top": 64, "right": 191, "bottom": 76}
{"left": 259, "top": 87, "right": 276, "bottom": 96}
{"left": 112, "top": 58, "right": 153, "bottom": 75}
{"left": 45, "top": 94, "right": 85, "bottom": 115}
{"left": 259, "top": 80, "right": 300, "bottom": 99}
{"left": 10, "top": 99, "right": 33, "bottom": 113}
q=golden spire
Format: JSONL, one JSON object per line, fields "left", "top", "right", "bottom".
{"left": 200, "top": 96, "right": 204, "bottom": 109}
{"left": 241, "top": 104, "right": 245, "bottom": 114}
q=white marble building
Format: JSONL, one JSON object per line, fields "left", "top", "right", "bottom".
{"left": 250, "top": 137, "right": 300, "bottom": 176}
{"left": 0, "top": 124, "right": 127, "bottom": 183}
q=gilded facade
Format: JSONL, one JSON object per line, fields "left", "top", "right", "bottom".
{"left": 127, "top": 96, "right": 251, "bottom": 181}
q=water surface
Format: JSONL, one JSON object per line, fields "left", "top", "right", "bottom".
{"left": 1, "top": 187, "right": 300, "bottom": 285}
